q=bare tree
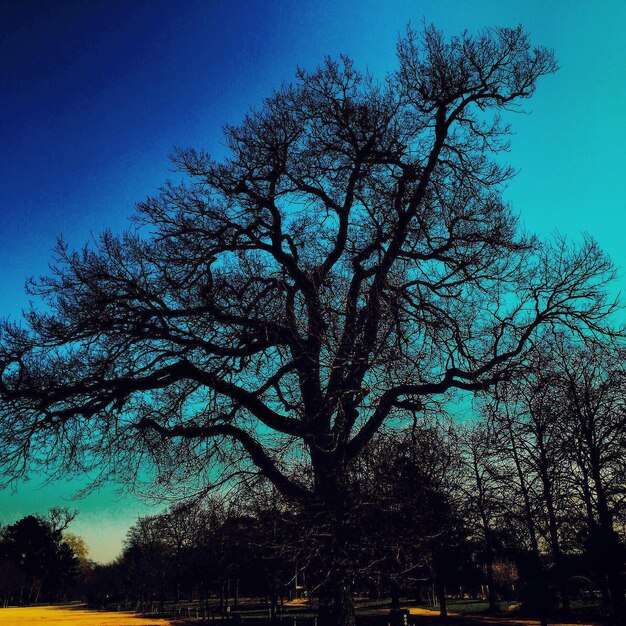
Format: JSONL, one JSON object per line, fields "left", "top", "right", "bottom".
{"left": 485, "top": 335, "right": 626, "bottom": 623}
{"left": 0, "top": 25, "right": 617, "bottom": 626}
{"left": 460, "top": 423, "right": 504, "bottom": 612}
{"left": 348, "top": 425, "right": 468, "bottom": 618}
{"left": 47, "top": 507, "right": 79, "bottom": 534}
{"left": 554, "top": 339, "right": 626, "bottom": 622}
{"left": 487, "top": 348, "right": 574, "bottom": 617}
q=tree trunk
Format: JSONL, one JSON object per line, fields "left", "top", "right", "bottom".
{"left": 390, "top": 580, "right": 401, "bottom": 610}
{"left": 485, "top": 558, "right": 498, "bottom": 612}
{"left": 268, "top": 577, "right": 279, "bottom": 623}
{"left": 586, "top": 436, "right": 624, "bottom": 623}
{"left": 506, "top": 418, "right": 551, "bottom": 623}
{"left": 470, "top": 456, "right": 498, "bottom": 613}
{"left": 543, "top": 486, "right": 570, "bottom": 615}
{"left": 592, "top": 469, "right": 624, "bottom": 623}
{"left": 436, "top": 580, "right": 447, "bottom": 621}
{"left": 537, "top": 433, "right": 570, "bottom": 616}
{"left": 318, "top": 575, "right": 356, "bottom": 626}
{"left": 311, "top": 457, "right": 356, "bottom": 626}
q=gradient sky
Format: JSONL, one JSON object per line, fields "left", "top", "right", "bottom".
{"left": 1, "top": 0, "right": 626, "bottom": 562}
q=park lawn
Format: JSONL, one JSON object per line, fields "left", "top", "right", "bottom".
{"left": 0, "top": 605, "right": 171, "bottom": 625}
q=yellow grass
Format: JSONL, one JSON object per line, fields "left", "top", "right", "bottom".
{"left": 408, "top": 607, "right": 453, "bottom": 616}
{"left": 283, "top": 598, "right": 309, "bottom": 607}
{"left": 0, "top": 605, "right": 171, "bottom": 625}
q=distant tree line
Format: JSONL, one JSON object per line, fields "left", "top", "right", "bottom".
{"left": 85, "top": 428, "right": 477, "bottom": 615}
{"left": 82, "top": 340, "right": 626, "bottom": 623}
{"left": 471, "top": 335, "right": 626, "bottom": 622}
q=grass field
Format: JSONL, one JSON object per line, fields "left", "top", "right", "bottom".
{"left": 0, "top": 605, "right": 171, "bottom": 625}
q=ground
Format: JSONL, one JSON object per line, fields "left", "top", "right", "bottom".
{"left": 406, "top": 607, "right": 597, "bottom": 626}
{"left": 379, "top": 607, "right": 598, "bottom": 626}
{"left": 0, "top": 603, "right": 599, "bottom": 626}
{"left": 0, "top": 605, "right": 171, "bottom": 625}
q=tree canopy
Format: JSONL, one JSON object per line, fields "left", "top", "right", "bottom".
{"left": 0, "top": 24, "right": 619, "bottom": 626}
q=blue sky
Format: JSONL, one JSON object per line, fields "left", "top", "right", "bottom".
{"left": 1, "top": 0, "right": 625, "bottom": 562}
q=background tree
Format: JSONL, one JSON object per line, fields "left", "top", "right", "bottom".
{"left": 0, "top": 512, "right": 81, "bottom": 605}
{"left": 460, "top": 423, "right": 506, "bottom": 612}
{"left": 479, "top": 333, "right": 626, "bottom": 624}
{"left": 551, "top": 338, "right": 626, "bottom": 622}
{"left": 344, "top": 423, "right": 471, "bottom": 616}
{"left": 239, "top": 485, "right": 302, "bottom": 622}
{"left": 0, "top": 25, "right": 618, "bottom": 626}
{"left": 485, "top": 351, "right": 573, "bottom": 619}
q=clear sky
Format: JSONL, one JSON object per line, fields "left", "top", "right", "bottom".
{"left": 1, "top": 0, "right": 625, "bottom": 562}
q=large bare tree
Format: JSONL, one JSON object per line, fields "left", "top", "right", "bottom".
{"left": 0, "top": 26, "right": 617, "bottom": 626}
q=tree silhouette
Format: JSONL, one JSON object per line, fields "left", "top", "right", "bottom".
{"left": 0, "top": 25, "right": 618, "bottom": 626}
{"left": 0, "top": 514, "right": 80, "bottom": 604}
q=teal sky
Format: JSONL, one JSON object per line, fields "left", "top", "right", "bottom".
{"left": 1, "top": 0, "right": 625, "bottom": 562}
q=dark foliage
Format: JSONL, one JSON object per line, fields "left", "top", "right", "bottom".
{"left": 0, "top": 513, "right": 80, "bottom": 605}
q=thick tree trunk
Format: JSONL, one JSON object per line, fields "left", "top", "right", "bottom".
{"left": 318, "top": 575, "right": 356, "bottom": 626}
{"left": 316, "top": 520, "right": 356, "bottom": 626}
{"left": 311, "top": 457, "right": 356, "bottom": 626}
